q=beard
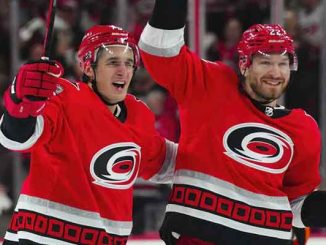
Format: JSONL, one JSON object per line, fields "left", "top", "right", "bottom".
{"left": 250, "top": 79, "right": 288, "bottom": 104}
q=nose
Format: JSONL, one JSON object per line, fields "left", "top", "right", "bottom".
{"left": 115, "top": 63, "right": 130, "bottom": 76}
{"left": 268, "top": 64, "right": 282, "bottom": 78}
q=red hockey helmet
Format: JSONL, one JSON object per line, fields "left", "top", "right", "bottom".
{"left": 237, "top": 24, "right": 297, "bottom": 71}
{"left": 77, "top": 25, "right": 140, "bottom": 71}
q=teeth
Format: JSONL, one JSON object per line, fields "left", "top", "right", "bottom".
{"left": 113, "top": 81, "right": 125, "bottom": 88}
{"left": 113, "top": 81, "right": 125, "bottom": 85}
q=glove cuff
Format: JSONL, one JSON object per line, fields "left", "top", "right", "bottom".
{"left": 3, "top": 89, "right": 45, "bottom": 118}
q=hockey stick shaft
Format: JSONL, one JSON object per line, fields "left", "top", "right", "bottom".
{"left": 42, "top": 0, "right": 57, "bottom": 60}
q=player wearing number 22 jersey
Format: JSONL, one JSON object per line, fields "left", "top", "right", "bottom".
{"left": 139, "top": 1, "right": 321, "bottom": 244}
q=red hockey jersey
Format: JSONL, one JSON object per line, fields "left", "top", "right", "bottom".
{"left": 139, "top": 24, "right": 321, "bottom": 244}
{"left": 0, "top": 79, "right": 174, "bottom": 244}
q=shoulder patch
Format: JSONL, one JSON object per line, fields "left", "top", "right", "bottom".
{"left": 55, "top": 84, "right": 64, "bottom": 95}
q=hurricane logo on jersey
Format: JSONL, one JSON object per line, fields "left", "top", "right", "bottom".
{"left": 223, "top": 123, "right": 293, "bottom": 173}
{"left": 90, "top": 142, "right": 141, "bottom": 189}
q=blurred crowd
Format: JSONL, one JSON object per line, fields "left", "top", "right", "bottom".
{"left": 0, "top": 0, "right": 323, "bottom": 237}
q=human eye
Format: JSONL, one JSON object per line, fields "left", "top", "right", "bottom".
{"left": 260, "top": 60, "right": 270, "bottom": 65}
{"left": 279, "top": 61, "right": 289, "bottom": 67}
{"left": 107, "top": 59, "right": 120, "bottom": 66}
{"left": 125, "top": 60, "right": 134, "bottom": 68}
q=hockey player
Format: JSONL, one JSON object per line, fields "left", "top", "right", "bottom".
{"left": 139, "top": 0, "right": 326, "bottom": 244}
{"left": 0, "top": 25, "right": 176, "bottom": 244}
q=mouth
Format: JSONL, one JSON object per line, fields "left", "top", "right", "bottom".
{"left": 112, "top": 81, "right": 126, "bottom": 90}
{"left": 262, "top": 79, "right": 282, "bottom": 86}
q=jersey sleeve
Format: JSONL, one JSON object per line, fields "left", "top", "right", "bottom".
{"left": 138, "top": 133, "right": 166, "bottom": 179}
{"left": 139, "top": 24, "right": 238, "bottom": 105}
{"left": 33, "top": 95, "right": 64, "bottom": 148}
{"left": 139, "top": 25, "right": 199, "bottom": 103}
{"left": 139, "top": 133, "right": 177, "bottom": 183}
{"left": 0, "top": 79, "right": 66, "bottom": 152}
{"left": 282, "top": 113, "right": 321, "bottom": 201}
{"left": 133, "top": 99, "right": 177, "bottom": 182}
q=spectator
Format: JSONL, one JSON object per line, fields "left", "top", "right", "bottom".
{"left": 0, "top": 147, "right": 13, "bottom": 216}
{"left": 129, "top": 67, "right": 155, "bottom": 100}
{"left": 129, "top": 0, "right": 155, "bottom": 43}
{"left": 286, "top": 0, "right": 322, "bottom": 121}
{"left": 207, "top": 18, "right": 242, "bottom": 70}
{"left": 297, "top": 0, "right": 323, "bottom": 48}
{"left": 146, "top": 86, "right": 180, "bottom": 142}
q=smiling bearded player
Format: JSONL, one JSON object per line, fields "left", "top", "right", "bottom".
{"left": 138, "top": 0, "right": 326, "bottom": 244}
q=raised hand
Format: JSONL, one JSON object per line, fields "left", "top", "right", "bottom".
{"left": 3, "top": 60, "right": 63, "bottom": 118}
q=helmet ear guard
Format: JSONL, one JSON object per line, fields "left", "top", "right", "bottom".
{"left": 237, "top": 24, "right": 298, "bottom": 71}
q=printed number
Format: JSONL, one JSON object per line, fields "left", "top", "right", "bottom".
{"left": 270, "top": 30, "right": 281, "bottom": 36}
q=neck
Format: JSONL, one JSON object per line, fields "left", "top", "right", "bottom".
{"left": 258, "top": 99, "right": 277, "bottom": 107}
{"left": 108, "top": 104, "right": 117, "bottom": 114}
{"left": 241, "top": 82, "right": 278, "bottom": 107}
{"left": 89, "top": 82, "right": 122, "bottom": 112}
{"left": 248, "top": 93, "right": 278, "bottom": 107}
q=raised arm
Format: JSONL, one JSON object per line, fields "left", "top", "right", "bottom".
{"left": 149, "top": 0, "right": 187, "bottom": 30}
{"left": 139, "top": 0, "right": 206, "bottom": 102}
{"left": 139, "top": 0, "right": 235, "bottom": 105}
{"left": 0, "top": 60, "right": 62, "bottom": 151}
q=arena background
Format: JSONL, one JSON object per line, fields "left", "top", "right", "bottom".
{"left": 0, "top": 0, "right": 326, "bottom": 244}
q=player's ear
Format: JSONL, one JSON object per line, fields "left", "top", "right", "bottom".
{"left": 84, "top": 65, "right": 95, "bottom": 80}
{"left": 239, "top": 64, "right": 247, "bottom": 76}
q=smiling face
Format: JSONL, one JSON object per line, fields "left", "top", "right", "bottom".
{"left": 241, "top": 53, "right": 291, "bottom": 106}
{"left": 85, "top": 45, "right": 135, "bottom": 105}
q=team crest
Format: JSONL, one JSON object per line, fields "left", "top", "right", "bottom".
{"left": 223, "top": 123, "right": 294, "bottom": 174}
{"left": 90, "top": 142, "right": 141, "bottom": 189}
{"left": 55, "top": 84, "right": 64, "bottom": 94}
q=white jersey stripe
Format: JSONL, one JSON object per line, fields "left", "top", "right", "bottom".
{"left": 166, "top": 204, "right": 292, "bottom": 240}
{"left": 290, "top": 195, "right": 307, "bottom": 228}
{"left": 138, "top": 23, "right": 184, "bottom": 58}
{"left": 0, "top": 115, "right": 44, "bottom": 151}
{"left": 149, "top": 139, "right": 178, "bottom": 183}
{"left": 174, "top": 170, "right": 291, "bottom": 210}
{"left": 17, "top": 194, "right": 132, "bottom": 236}
{"left": 4, "top": 231, "right": 19, "bottom": 242}
{"left": 5, "top": 231, "right": 75, "bottom": 245}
